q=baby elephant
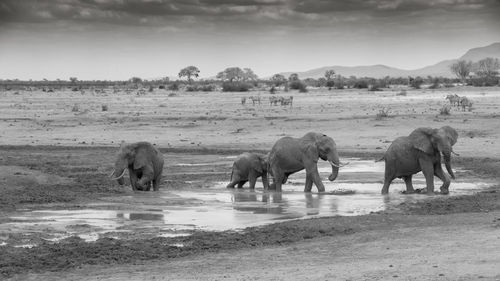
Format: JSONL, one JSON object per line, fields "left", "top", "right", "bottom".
{"left": 227, "top": 152, "right": 269, "bottom": 189}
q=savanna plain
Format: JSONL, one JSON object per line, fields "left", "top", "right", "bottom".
{"left": 1, "top": 86, "right": 500, "bottom": 280}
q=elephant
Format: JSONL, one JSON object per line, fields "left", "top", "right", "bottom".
{"left": 268, "top": 132, "right": 347, "bottom": 192}
{"left": 379, "top": 126, "right": 459, "bottom": 195}
{"left": 110, "top": 141, "right": 164, "bottom": 191}
{"left": 226, "top": 152, "right": 269, "bottom": 189}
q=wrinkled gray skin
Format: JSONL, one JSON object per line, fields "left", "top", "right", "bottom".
{"left": 268, "top": 132, "right": 341, "bottom": 192}
{"left": 111, "top": 142, "right": 164, "bottom": 191}
{"left": 380, "top": 126, "right": 459, "bottom": 195}
{"left": 226, "top": 152, "right": 269, "bottom": 189}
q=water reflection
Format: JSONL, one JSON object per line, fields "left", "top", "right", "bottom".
{"left": 231, "top": 190, "right": 287, "bottom": 215}
{"left": 117, "top": 213, "right": 164, "bottom": 221}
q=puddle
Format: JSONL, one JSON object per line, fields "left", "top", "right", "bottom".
{"left": 1, "top": 158, "right": 492, "bottom": 246}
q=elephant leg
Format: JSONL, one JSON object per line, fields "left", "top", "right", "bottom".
{"left": 129, "top": 169, "right": 138, "bottom": 191}
{"left": 261, "top": 173, "right": 269, "bottom": 190}
{"left": 152, "top": 174, "right": 161, "bottom": 191}
{"left": 419, "top": 158, "right": 435, "bottom": 194}
{"left": 307, "top": 165, "right": 325, "bottom": 192}
{"left": 403, "top": 175, "right": 415, "bottom": 194}
{"left": 304, "top": 174, "right": 313, "bottom": 192}
{"left": 271, "top": 167, "right": 284, "bottom": 192}
{"left": 237, "top": 181, "right": 246, "bottom": 188}
{"left": 137, "top": 170, "right": 154, "bottom": 191}
{"left": 434, "top": 164, "right": 450, "bottom": 195}
{"left": 248, "top": 174, "right": 257, "bottom": 189}
{"left": 381, "top": 165, "right": 395, "bottom": 194}
{"left": 226, "top": 175, "right": 240, "bottom": 189}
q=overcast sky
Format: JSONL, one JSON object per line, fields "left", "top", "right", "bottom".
{"left": 0, "top": 0, "right": 499, "bottom": 80}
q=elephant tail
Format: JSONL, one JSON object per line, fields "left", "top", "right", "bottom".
{"left": 375, "top": 156, "right": 385, "bottom": 162}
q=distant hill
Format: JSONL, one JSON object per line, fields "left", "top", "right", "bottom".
{"left": 279, "top": 42, "right": 500, "bottom": 79}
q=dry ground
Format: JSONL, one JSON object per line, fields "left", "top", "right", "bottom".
{"left": 1, "top": 86, "right": 500, "bottom": 280}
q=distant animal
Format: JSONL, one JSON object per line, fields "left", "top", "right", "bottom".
{"left": 269, "top": 96, "right": 279, "bottom": 106}
{"left": 281, "top": 96, "right": 293, "bottom": 107}
{"left": 459, "top": 96, "right": 472, "bottom": 111}
{"left": 445, "top": 94, "right": 460, "bottom": 107}
{"left": 241, "top": 97, "right": 246, "bottom": 105}
{"left": 249, "top": 95, "right": 261, "bottom": 105}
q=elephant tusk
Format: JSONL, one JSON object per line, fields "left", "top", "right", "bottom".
{"left": 329, "top": 161, "right": 349, "bottom": 167}
{"left": 109, "top": 169, "right": 116, "bottom": 178}
{"left": 451, "top": 151, "right": 460, "bottom": 156}
{"left": 110, "top": 169, "right": 126, "bottom": 180}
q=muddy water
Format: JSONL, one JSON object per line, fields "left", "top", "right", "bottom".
{"left": 1, "top": 159, "right": 492, "bottom": 246}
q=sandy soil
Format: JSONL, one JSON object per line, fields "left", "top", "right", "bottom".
{"left": 1, "top": 86, "right": 500, "bottom": 280}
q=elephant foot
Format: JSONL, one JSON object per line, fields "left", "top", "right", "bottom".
{"left": 226, "top": 185, "right": 235, "bottom": 189}
{"left": 401, "top": 190, "right": 415, "bottom": 195}
{"left": 439, "top": 188, "right": 449, "bottom": 195}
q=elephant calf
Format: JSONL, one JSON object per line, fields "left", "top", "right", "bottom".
{"left": 227, "top": 152, "right": 269, "bottom": 189}
{"left": 379, "top": 126, "right": 459, "bottom": 195}
{"left": 110, "top": 141, "right": 164, "bottom": 191}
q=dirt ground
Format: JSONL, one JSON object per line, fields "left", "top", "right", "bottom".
{"left": 1, "top": 86, "right": 500, "bottom": 280}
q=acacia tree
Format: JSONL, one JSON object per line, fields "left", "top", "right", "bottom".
{"left": 243, "top": 68, "right": 258, "bottom": 81}
{"left": 324, "top": 69, "right": 336, "bottom": 80}
{"left": 178, "top": 66, "right": 200, "bottom": 83}
{"left": 216, "top": 67, "right": 245, "bottom": 82}
{"left": 288, "top": 73, "right": 299, "bottom": 82}
{"left": 450, "top": 60, "right": 472, "bottom": 83}
{"left": 271, "top": 74, "right": 286, "bottom": 87}
{"left": 475, "top": 57, "right": 500, "bottom": 78}
{"left": 69, "top": 77, "right": 78, "bottom": 84}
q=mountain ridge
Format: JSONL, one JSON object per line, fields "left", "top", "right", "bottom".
{"left": 278, "top": 42, "right": 500, "bottom": 79}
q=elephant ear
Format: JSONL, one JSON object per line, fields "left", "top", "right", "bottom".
{"left": 409, "top": 127, "right": 437, "bottom": 154}
{"left": 133, "top": 150, "right": 149, "bottom": 170}
{"left": 304, "top": 143, "right": 319, "bottom": 163}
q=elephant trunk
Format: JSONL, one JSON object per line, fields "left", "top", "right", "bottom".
{"left": 442, "top": 151, "right": 455, "bottom": 180}
{"left": 327, "top": 153, "right": 340, "bottom": 182}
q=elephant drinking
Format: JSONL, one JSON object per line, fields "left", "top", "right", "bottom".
{"left": 268, "top": 132, "right": 347, "bottom": 192}
{"left": 227, "top": 152, "right": 269, "bottom": 189}
{"left": 379, "top": 126, "right": 459, "bottom": 195}
{"left": 110, "top": 141, "right": 164, "bottom": 191}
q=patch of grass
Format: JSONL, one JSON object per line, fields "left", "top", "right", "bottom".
{"left": 375, "top": 108, "right": 390, "bottom": 120}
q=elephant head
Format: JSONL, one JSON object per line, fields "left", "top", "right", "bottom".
{"left": 305, "top": 133, "right": 344, "bottom": 182}
{"left": 410, "top": 126, "right": 459, "bottom": 179}
{"left": 110, "top": 142, "right": 135, "bottom": 185}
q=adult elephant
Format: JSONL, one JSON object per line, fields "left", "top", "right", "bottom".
{"left": 226, "top": 152, "right": 269, "bottom": 189}
{"left": 379, "top": 126, "right": 459, "bottom": 195}
{"left": 268, "top": 132, "right": 347, "bottom": 192}
{"left": 110, "top": 141, "right": 164, "bottom": 191}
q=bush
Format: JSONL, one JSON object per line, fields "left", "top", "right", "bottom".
{"left": 289, "top": 80, "right": 306, "bottom": 90}
{"left": 102, "top": 104, "right": 108, "bottom": 112}
{"left": 396, "top": 90, "right": 407, "bottom": 96}
{"left": 186, "top": 84, "right": 216, "bottom": 92}
{"left": 72, "top": 104, "right": 79, "bottom": 112}
{"left": 158, "top": 85, "right": 165, "bottom": 89}
{"left": 269, "top": 86, "right": 276, "bottom": 94}
{"left": 222, "top": 81, "right": 251, "bottom": 92}
{"left": 439, "top": 105, "right": 451, "bottom": 115}
{"left": 353, "top": 80, "right": 368, "bottom": 89}
{"left": 469, "top": 76, "right": 499, "bottom": 87}
{"left": 168, "top": 83, "right": 179, "bottom": 91}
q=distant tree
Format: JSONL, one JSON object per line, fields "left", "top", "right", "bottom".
{"left": 69, "top": 77, "right": 78, "bottom": 84}
{"left": 324, "top": 69, "right": 336, "bottom": 80}
{"left": 271, "top": 74, "right": 286, "bottom": 87}
{"left": 410, "top": 76, "right": 424, "bottom": 89}
{"left": 475, "top": 57, "right": 500, "bottom": 78}
{"left": 288, "top": 73, "right": 299, "bottom": 82}
{"left": 450, "top": 60, "right": 472, "bottom": 83}
{"left": 217, "top": 67, "right": 245, "bottom": 82}
{"left": 129, "top": 77, "right": 143, "bottom": 84}
{"left": 178, "top": 66, "right": 200, "bottom": 83}
{"left": 242, "top": 68, "right": 258, "bottom": 81}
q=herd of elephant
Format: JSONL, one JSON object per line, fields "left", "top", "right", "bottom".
{"left": 110, "top": 126, "right": 459, "bottom": 195}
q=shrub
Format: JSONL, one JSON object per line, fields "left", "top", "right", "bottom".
{"left": 353, "top": 80, "right": 368, "bottom": 89}
{"left": 375, "top": 108, "right": 390, "bottom": 120}
{"left": 269, "top": 86, "right": 276, "bottom": 94}
{"left": 168, "top": 83, "right": 179, "bottom": 91}
{"left": 298, "top": 83, "right": 308, "bottom": 93}
{"left": 439, "top": 105, "right": 451, "bottom": 115}
{"left": 102, "top": 104, "right": 108, "bottom": 111}
{"left": 158, "top": 85, "right": 165, "bottom": 89}
{"left": 72, "top": 104, "right": 80, "bottom": 112}
{"left": 222, "top": 81, "right": 251, "bottom": 92}
{"left": 469, "top": 76, "right": 499, "bottom": 87}
{"left": 289, "top": 80, "right": 306, "bottom": 90}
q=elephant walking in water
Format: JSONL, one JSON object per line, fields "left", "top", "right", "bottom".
{"left": 110, "top": 141, "right": 164, "bottom": 191}
{"left": 379, "top": 126, "right": 459, "bottom": 195}
{"left": 226, "top": 152, "right": 269, "bottom": 189}
{"left": 268, "top": 132, "right": 347, "bottom": 192}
